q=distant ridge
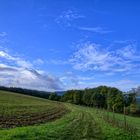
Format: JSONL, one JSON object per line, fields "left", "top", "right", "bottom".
{"left": 0, "top": 86, "right": 51, "bottom": 99}
{"left": 55, "top": 91, "right": 66, "bottom": 96}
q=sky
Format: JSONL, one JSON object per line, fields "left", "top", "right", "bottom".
{"left": 0, "top": 0, "right": 140, "bottom": 91}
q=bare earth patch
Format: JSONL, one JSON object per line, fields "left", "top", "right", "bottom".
{"left": 0, "top": 106, "right": 69, "bottom": 128}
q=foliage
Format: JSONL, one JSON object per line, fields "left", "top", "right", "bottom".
{"left": 130, "top": 103, "right": 139, "bottom": 114}
{"left": 61, "top": 90, "right": 84, "bottom": 104}
{"left": 49, "top": 92, "right": 60, "bottom": 101}
{"left": 61, "top": 86, "right": 140, "bottom": 115}
{"left": 0, "top": 85, "right": 139, "bottom": 115}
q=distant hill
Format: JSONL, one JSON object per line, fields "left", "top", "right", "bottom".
{"left": 0, "top": 86, "right": 51, "bottom": 99}
{"left": 55, "top": 91, "right": 65, "bottom": 96}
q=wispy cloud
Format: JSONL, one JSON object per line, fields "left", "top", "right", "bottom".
{"left": 59, "top": 71, "right": 137, "bottom": 91}
{"left": 60, "top": 72, "right": 94, "bottom": 90}
{"left": 33, "top": 58, "right": 44, "bottom": 65}
{"left": 47, "top": 59, "right": 68, "bottom": 65}
{"left": 55, "top": 9, "right": 84, "bottom": 27}
{"left": 78, "top": 79, "right": 139, "bottom": 91}
{"left": 70, "top": 41, "right": 140, "bottom": 74}
{"left": 78, "top": 26, "right": 112, "bottom": 34}
{"left": 0, "top": 32, "right": 8, "bottom": 44}
{"left": 0, "top": 32, "right": 7, "bottom": 37}
{"left": 0, "top": 50, "right": 32, "bottom": 68}
{"left": 55, "top": 9, "right": 112, "bottom": 35}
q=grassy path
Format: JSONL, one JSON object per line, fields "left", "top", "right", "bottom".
{"left": 57, "top": 112, "right": 102, "bottom": 140}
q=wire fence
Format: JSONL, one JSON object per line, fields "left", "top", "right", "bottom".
{"left": 95, "top": 107, "right": 139, "bottom": 140}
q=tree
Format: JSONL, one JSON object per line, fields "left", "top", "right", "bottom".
{"left": 61, "top": 90, "right": 74, "bottom": 103}
{"left": 73, "top": 90, "right": 83, "bottom": 105}
{"left": 49, "top": 93, "right": 59, "bottom": 101}
{"left": 61, "top": 86, "right": 125, "bottom": 113}
{"left": 114, "top": 93, "right": 124, "bottom": 112}
{"left": 82, "top": 89, "right": 92, "bottom": 106}
{"left": 107, "top": 87, "right": 123, "bottom": 112}
{"left": 130, "top": 103, "right": 138, "bottom": 114}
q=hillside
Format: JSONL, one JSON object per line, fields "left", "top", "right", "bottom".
{"left": 0, "top": 90, "right": 140, "bottom": 140}
{"left": 0, "top": 90, "right": 68, "bottom": 128}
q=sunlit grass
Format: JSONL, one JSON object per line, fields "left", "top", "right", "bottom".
{"left": 0, "top": 91, "right": 140, "bottom": 140}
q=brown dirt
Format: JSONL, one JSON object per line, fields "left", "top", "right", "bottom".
{"left": 0, "top": 107, "right": 69, "bottom": 129}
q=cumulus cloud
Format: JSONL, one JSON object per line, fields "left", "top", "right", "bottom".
{"left": 0, "top": 49, "right": 63, "bottom": 91}
{"left": 0, "top": 65, "right": 63, "bottom": 91}
{"left": 70, "top": 42, "right": 140, "bottom": 74}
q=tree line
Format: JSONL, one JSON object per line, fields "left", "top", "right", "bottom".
{"left": 0, "top": 85, "right": 139, "bottom": 116}
{"left": 59, "top": 86, "right": 140, "bottom": 115}
{"left": 0, "top": 86, "right": 51, "bottom": 99}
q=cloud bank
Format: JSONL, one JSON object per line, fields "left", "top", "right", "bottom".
{"left": 0, "top": 49, "right": 63, "bottom": 91}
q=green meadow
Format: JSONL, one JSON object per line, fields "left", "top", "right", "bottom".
{"left": 0, "top": 90, "right": 139, "bottom": 140}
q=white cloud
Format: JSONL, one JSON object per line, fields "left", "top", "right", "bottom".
{"left": 116, "top": 44, "right": 136, "bottom": 58}
{"left": 33, "top": 58, "right": 44, "bottom": 65}
{"left": 16, "top": 60, "right": 32, "bottom": 68}
{"left": 60, "top": 72, "right": 95, "bottom": 90}
{"left": 55, "top": 9, "right": 84, "bottom": 27}
{"left": 79, "top": 79, "right": 139, "bottom": 91}
{"left": 0, "top": 49, "right": 63, "bottom": 91}
{"left": 0, "top": 50, "right": 32, "bottom": 68}
{"left": 0, "top": 43, "right": 139, "bottom": 91}
{"left": 70, "top": 42, "right": 140, "bottom": 74}
{"left": 111, "top": 80, "right": 139, "bottom": 91}
{"left": 48, "top": 59, "right": 68, "bottom": 65}
{"left": 78, "top": 27, "right": 112, "bottom": 34}
{"left": 0, "top": 64, "right": 63, "bottom": 91}
{"left": 59, "top": 71, "right": 139, "bottom": 91}
{"left": 0, "top": 51, "right": 15, "bottom": 60}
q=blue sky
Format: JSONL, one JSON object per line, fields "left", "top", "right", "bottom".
{"left": 0, "top": 0, "right": 140, "bottom": 91}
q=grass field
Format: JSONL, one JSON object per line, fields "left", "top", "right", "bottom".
{"left": 0, "top": 90, "right": 140, "bottom": 140}
{"left": 0, "top": 90, "right": 68, "bottom": 128}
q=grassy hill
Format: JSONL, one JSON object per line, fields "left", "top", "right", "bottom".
{"left": 0, "top": 90, "right": 140, "bottom": 140}
{"left": 0, "top": 90, "right": 68, "bottom": 128}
